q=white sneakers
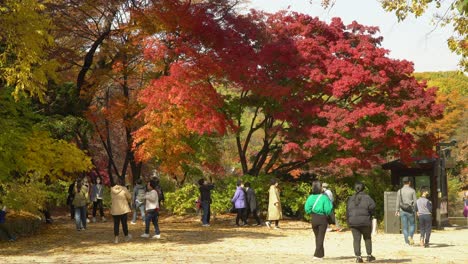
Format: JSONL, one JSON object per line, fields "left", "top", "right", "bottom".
{"left": 125, "top": 234, "right": 132, "bottom": 242}
{"left": 114, "top": 236, "right": 119, "bottom": 244}
{"left": 141, "top": 233, "right": 161, "bottom": 239}
{"left": 130, "top": 221, "right": 137, "bottom": 225}
{"left": 265, "top": 221, "right": 271, "bottom": 228}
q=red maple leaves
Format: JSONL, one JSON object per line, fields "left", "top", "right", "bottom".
{"left": 133, "top": 2, "right": 442, "bottom": 175}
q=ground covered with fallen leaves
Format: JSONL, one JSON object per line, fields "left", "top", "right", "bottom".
{"left": 1, "top": 213, "right": 467, "bottom": 263}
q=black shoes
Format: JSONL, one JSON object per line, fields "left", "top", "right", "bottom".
{"left": 356, "top": 257, "right": 363, "bottom": 263}
{"left": 367, "top": 255, "right": 376, "bottom": 262}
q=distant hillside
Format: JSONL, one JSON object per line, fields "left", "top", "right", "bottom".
{"left": 414, "top": 71, "right": 468, "bottom": 96}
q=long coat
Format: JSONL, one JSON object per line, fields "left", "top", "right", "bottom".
{"left": 267, "top": 185, "right": 282, "bottom": 221}
{"left": 246, "top": 187, "right": 258, "bottom": 212}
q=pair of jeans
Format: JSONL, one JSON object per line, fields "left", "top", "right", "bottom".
{"left": 92, "top": 199, "right": 104, "bottom": 217}
{"left": 311, "top": 213, "right": 328, "bottom": 258}
{"left": 400, "top": 210, "right": 415, "bottom": 244}
{"left": 350, "top": 226, "right": 372, "bottom": 256}
{"left": 418, "top": 214, "right": 432, "bottom": 244}
{"left": 246, "top": 209, "right": 261, "bottom": 225}
{"left": 201, "top": 201, "right": 211, "bottom": 225}
{"left": 144, "top": 209, "right": 160, "bottom": 235}
{"left": 74, "top": 206, "right": 87, "bottom": 230}
{"left": 235, "top": 208, "right": 247, "bottom": 225}
{"left": 132, "top": 202, "right": 145, "bottom": 222}
{"left": 112, "top": 214, "right": 129, "bottom": 236}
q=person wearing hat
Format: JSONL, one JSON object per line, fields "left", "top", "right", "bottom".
{"left": 231, "top": 180, "right": 247, "bottom": 226}
{"left": 395, "top": 176, "right": 417, "bottom": 246}
{"left": 322, "top": 183, "right": 342, "bottom": 232}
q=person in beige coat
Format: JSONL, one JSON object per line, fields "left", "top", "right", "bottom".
{"left": 111, "top": 181, "right": 132, "bottom": 244}
{"left": 266, "top": 178, "right": 282, "bottom": 229}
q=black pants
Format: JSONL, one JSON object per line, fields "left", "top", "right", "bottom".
{"left": 311, "top": 213, "right": 328, "bottom": 258}
{"left": 0, "top": 223, "right": 14, "bottom": 240}
{"left": 246, "top": 208, "right": 261, "bottom": 225}
{"left": 70, "top": 204, "right": 75, "bottom": 220}
{"left": 418, "top": 214, "right": 432, "bottom": 244}
{"left": 351, "top": 226, "right": 372, "bottom": 256}
{"left": 92, "top": 199, "right": 104, "bottom": 217}
{"left": 236, "top": 208, "right": 247, "bottom": 225}
{"left": 112, "top": 214, "right": 129, "bottom": 237}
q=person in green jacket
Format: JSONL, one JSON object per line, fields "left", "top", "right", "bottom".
{"left": 304, "top": 180, "right": 333, "bottom": 261}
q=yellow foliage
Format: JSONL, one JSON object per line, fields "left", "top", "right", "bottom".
{"left": 19, "top": 131, "right": 93, "bottom": 181}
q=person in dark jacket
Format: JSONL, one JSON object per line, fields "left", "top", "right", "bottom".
{"left": 0, "top": 206, "right": 16, "bottom": 241}
{"left": 245, "top": 182, "right": 261, "bottom": 226}
{"left": 198, "top": 179, "right": 214, "bottom": 227}
{"left": 346, "top": 182, "right": 376, "bottom": 263}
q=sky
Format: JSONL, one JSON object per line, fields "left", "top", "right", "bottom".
{"left": 246, "top": 0, "right": 460, "bottom": 73}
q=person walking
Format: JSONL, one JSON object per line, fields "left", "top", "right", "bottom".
{"left": 72, "top": 179, "right": 89, "bottom": 231}
{"left": 322, "top": 183, "right": 342, "bottom": 232}
{"left": 131, "top": 179, "right": 146, "bottom": 225}
{"left": 91, "top": 176, "right": 106, "bottom": 223}
{"left": 265, "top": 178, "right": 282, "bottom": 229}
{"left": 67, "top": 179, "right": 77, "bottom": 220}
{"left": 140, "top": 180, "right": 161, "bottom": 239}
{"left": 245, "top": 182, "right": 261, "bottom": 226}
{"left": 231, "top": 180, "right": 247, "bottom": 226}
{"left": 395, "top": 177, "right": 417, "bottom": 246}
{"left": 304, "top": 180, "right": 333, "bottom": 261}
{"left": 0, "top": 206, "right": 16, "bottom": 242}
{"left": 198, "top": 179, "right": 214, "bottom": 227}
{"left": 346, "top": 182, "right": 376, "bottom": 263}
{"left": 110, "top": 180, "right": 132, "bottom": 244}
{"left": 416, "top": 186, "right": 432, "bottom": 248}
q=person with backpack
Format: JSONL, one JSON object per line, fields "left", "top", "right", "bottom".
{"left": 72, "top": 179, "right": 89, "bottom": 231}
{"left": 140, "top": 180, "right": 161, "bottom": 239}
{"left": 346, "top": 182, "right": 376, "bottom": 263}
{"left": 245, "top": 182, "right": 261, "bottom": 226}
{"left": 395, "top": 177, "right": 417, "bottom": 246}
{"left": 131, "top": 179, "right": 146, "bottom": 225}
{"left": 231, "top": 180, "right": 247, "bottom": 227}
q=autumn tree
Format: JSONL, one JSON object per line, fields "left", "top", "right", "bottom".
{"left": 134, "top": 3, "right": 443, "bottom": 177}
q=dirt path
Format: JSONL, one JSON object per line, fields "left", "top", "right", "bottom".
{"left": 0, "top": 214, "right": 467, "bottom": 264}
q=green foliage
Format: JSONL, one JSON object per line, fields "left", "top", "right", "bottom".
{"left": 164, "top": 184, "right": 200, "bottom": 215}
{"left": 0, "top": 179, "right": 48, "bottom": 214}
{"left": 447, "top": 172, "right": 463, "bottom": 217}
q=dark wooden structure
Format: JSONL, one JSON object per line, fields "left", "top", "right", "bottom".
{"left": 382, "top": 157, "right": 449, "bottom": 228}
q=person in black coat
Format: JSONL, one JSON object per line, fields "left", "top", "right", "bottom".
{"left": 346, "top": 182, "right": 376, "bottom": 263}
{"left": 245, "top": 182, "right": 261, "bottom": 226}
{"left": 198, "top": 179, "right": 214, "bottom": 227}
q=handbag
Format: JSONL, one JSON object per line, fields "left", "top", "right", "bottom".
{"left": 463, "top": 205, "right": 468, "bottom": 218}
{"left": 399, "top": 189, "right": 414, "bottom": 213}
{"left": 229, "top": 202, "right": 237, "bottom": 213}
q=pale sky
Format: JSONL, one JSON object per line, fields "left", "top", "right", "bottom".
{"left": 246, "top": 0, "right": 460, "bottom": 73}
